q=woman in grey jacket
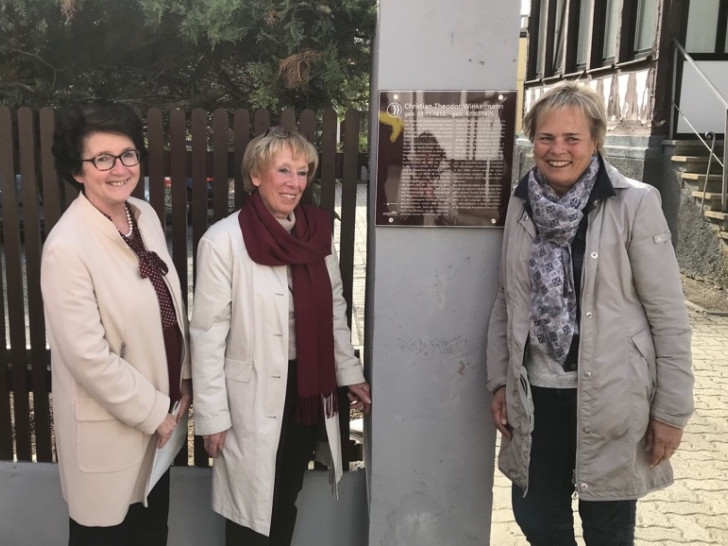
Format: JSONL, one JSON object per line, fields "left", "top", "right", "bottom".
{"left": 486, "top": 83, "right": 693, "bottom": 545}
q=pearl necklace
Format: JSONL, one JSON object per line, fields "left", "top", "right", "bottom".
{"left": 121, "top": 203, "right": 133, "bottom": 238}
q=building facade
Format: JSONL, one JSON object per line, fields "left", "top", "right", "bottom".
{"left": 517, "top": 0, "right": 728, "bottom": 286}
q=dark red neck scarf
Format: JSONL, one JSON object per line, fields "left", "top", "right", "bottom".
{"left": 239, "top": 191, "right": 337, "bottom": 424}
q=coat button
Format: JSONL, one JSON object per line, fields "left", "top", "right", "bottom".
{"left": 582, "top": 427, "right": 590, "bottom": 434}
{"left": 580, "top": 483, "right": 589, "bottom": 490}
{"left": 590, "top": 252, "right": 598, "bottom": 259}
{"left": 585, "top": 312, "right": 592, "bottom": 318}
{"left": 584, "top": 371, "right": 592, "bottom": 378}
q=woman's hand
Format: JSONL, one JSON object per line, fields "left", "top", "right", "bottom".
{"left": 347, "top": 382, "right": 372, "bottom": 415}
{"left": 156, "top": 413, "right": 178, "bottom": 449}
{"left": 490, "top": 387, "right": 511, "bottom": 440}
{"left": 645, "top": 419, "right": 683, "bottom": 467}
{"left": 156, "top": 380, "right": 193, "bottom": 448}
{"left": 203, "top": 431, "right": 228, "bottom": 458}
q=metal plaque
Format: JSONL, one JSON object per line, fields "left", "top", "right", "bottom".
{"left": 375, "top": 90, "right": 516, "bottom": 227}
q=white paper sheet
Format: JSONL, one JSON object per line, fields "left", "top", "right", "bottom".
{"left": 147, "top": 403, "right": 188, "bottom": 495}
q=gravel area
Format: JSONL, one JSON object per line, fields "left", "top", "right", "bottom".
{"left": 682, "top": 274, "right": 728, "bottom": 314}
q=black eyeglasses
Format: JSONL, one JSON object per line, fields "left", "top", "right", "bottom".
{"left": 81, "top": 149, "right": 141, "bottom": 171}
{"left": 264, "top": 127, "right": 290, "bottom": 138}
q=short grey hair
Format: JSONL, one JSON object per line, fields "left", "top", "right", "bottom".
{"left": 241, "top": 127, "right": 319, "bottom": 193}
{"left": 522, "top": 82, "right": 607, "bottom": 155}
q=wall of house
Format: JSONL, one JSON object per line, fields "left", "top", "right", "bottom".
{"left": 515, "top": 69, "right": 685, "bottom": 237}
{"left": 523, "top": 69, "right": 657, "bottom": 128}
{"left": 678, "top": 61, "right": 728, "bottom": 136}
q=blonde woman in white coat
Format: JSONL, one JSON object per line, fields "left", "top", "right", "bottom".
{"left": 41, "top": 103, "right": 191, "bottom": 546}
{"left": 191, "top": 127, "right": 371, "bottom": 546}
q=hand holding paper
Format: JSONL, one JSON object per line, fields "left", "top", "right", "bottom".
{"left": 147, "top": 401, "right": 188, "bottom": 495}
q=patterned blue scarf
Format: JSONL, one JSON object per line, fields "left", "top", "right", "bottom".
{"left": 527, "top": 156, "right": 599, "bottom": 365}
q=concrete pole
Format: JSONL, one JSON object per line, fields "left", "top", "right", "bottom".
{"left": 364, "top": 1, "right": 519, "bottom": 545}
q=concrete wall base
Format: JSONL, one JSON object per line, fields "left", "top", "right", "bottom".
{"left": 0, "top": 462, "right": 367, "bottom": 546}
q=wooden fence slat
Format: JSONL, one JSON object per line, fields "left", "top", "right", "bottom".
{"left": 280, "top": 108, "right": 296, "bottom": 132}
{"left": 338, "top": 110, "right": 361, "bottom": 328}
{"left": 298, "top": 109, "right": 317, "bottom": 206}
{"left": 253, "top": 109, "right": 271, "bottom": 137}
{"left": 299, "top": 110, "right": 315, "bottom": 143}
{"left": 5, "top": 108, "right": 32, "bottom": 461}
{"left": 0, "top": 255, "right": 10, "bottom": 460}
{"left": 232, "top": 110, "right": 250, "bottom": 211}
{"left": 211, "top": 109, "right": 230, "bottom": 224}
{"left": 39, "top": 107, "right": 62, "bottom": 234}
{"left": 190, "top": 108, "right": 208, "bottom": 260}
{"left": 19, "top": 107, "right": 53, "bottom": 462}
{"left": 130, "top": 109, "right": 146, "bottom": 202}
{"left": 336, "top": 110, "right": 362, "bottom": 469}
{"left": 146, "top": 108, "right": 167, "bottom": 227}
{"left": 0, "top": 107, "right": 16, "bottom": 459}
{"left": 169, "top": 109, "right": 189, "bottom": 309}
{"left": 320, "top": 109, "right": 338, "bottom": 222}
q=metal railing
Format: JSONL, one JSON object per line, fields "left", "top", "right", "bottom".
{"left": 671, "top": 39, "right": 728, "bottom": 211}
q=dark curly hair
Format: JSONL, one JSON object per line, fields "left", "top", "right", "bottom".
{"left": 52, "top": 102, "right": 146, "bottom": 192}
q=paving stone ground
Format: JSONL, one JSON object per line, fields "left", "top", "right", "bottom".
{"left": 343, "top": 184, "right": 728, "bottom": 545}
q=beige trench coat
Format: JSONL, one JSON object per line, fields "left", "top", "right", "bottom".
{"left": 190, "top": 211, "right": 365, "bottom": 536}
{"left": 41, "top": 194, "right": 190, "bottom": 526}
{"left": 486, "top": 161, "right": 694, "bottom": 500}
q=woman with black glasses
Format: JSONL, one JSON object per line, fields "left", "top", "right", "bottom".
{"left": 41, "top": 102, "right": 191, "bottom": 545}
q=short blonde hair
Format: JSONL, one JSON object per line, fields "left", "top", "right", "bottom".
{"left": 242, "top": 127, "right": 319, "bottom": 193}
{"left": 523, "top": 82, "right": 607, "bottom": 155}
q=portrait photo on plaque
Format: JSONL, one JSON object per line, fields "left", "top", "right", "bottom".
{"left": 375, "top": 90, "right": 516, "bottom": 227}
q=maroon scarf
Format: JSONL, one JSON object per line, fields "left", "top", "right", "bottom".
{"left": 239, "top": 191, "right": 338, "bottom": 424}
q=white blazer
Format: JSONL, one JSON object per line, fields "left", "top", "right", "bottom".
{"left": 41, "top": 194, "right": 190, "bottom": 526}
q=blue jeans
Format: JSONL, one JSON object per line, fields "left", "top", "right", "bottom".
{"left": 512, "top": 387, "right": 636, "bottom": 545}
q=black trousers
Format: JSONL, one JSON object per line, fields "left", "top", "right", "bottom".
{"left": 68, "top": 469, "right": 170, "bottom": 546}
{"left": 226, "top": 361, "right": 318, "bottom": 546}
{"left": 512, "top": 387, "right": 636, "bottom": 546}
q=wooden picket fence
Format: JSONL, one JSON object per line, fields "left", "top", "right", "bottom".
{"left": 0, "top": 105, "right": 367, "bottom": 467}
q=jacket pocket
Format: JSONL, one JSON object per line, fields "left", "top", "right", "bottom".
{"left": 224, "top": 358, "right": 253, "bottom": 383}
{"left": 508, "top": 366, "right": 534, "bottom": 435}
{"left": 628, "top": 328, "right": 656, "bottom": 440}
{"left": 630, "top": 327, "right": 657, "bottom": 399}
{"left": 74, "top": 398, "right": 143, "bottom": 473}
